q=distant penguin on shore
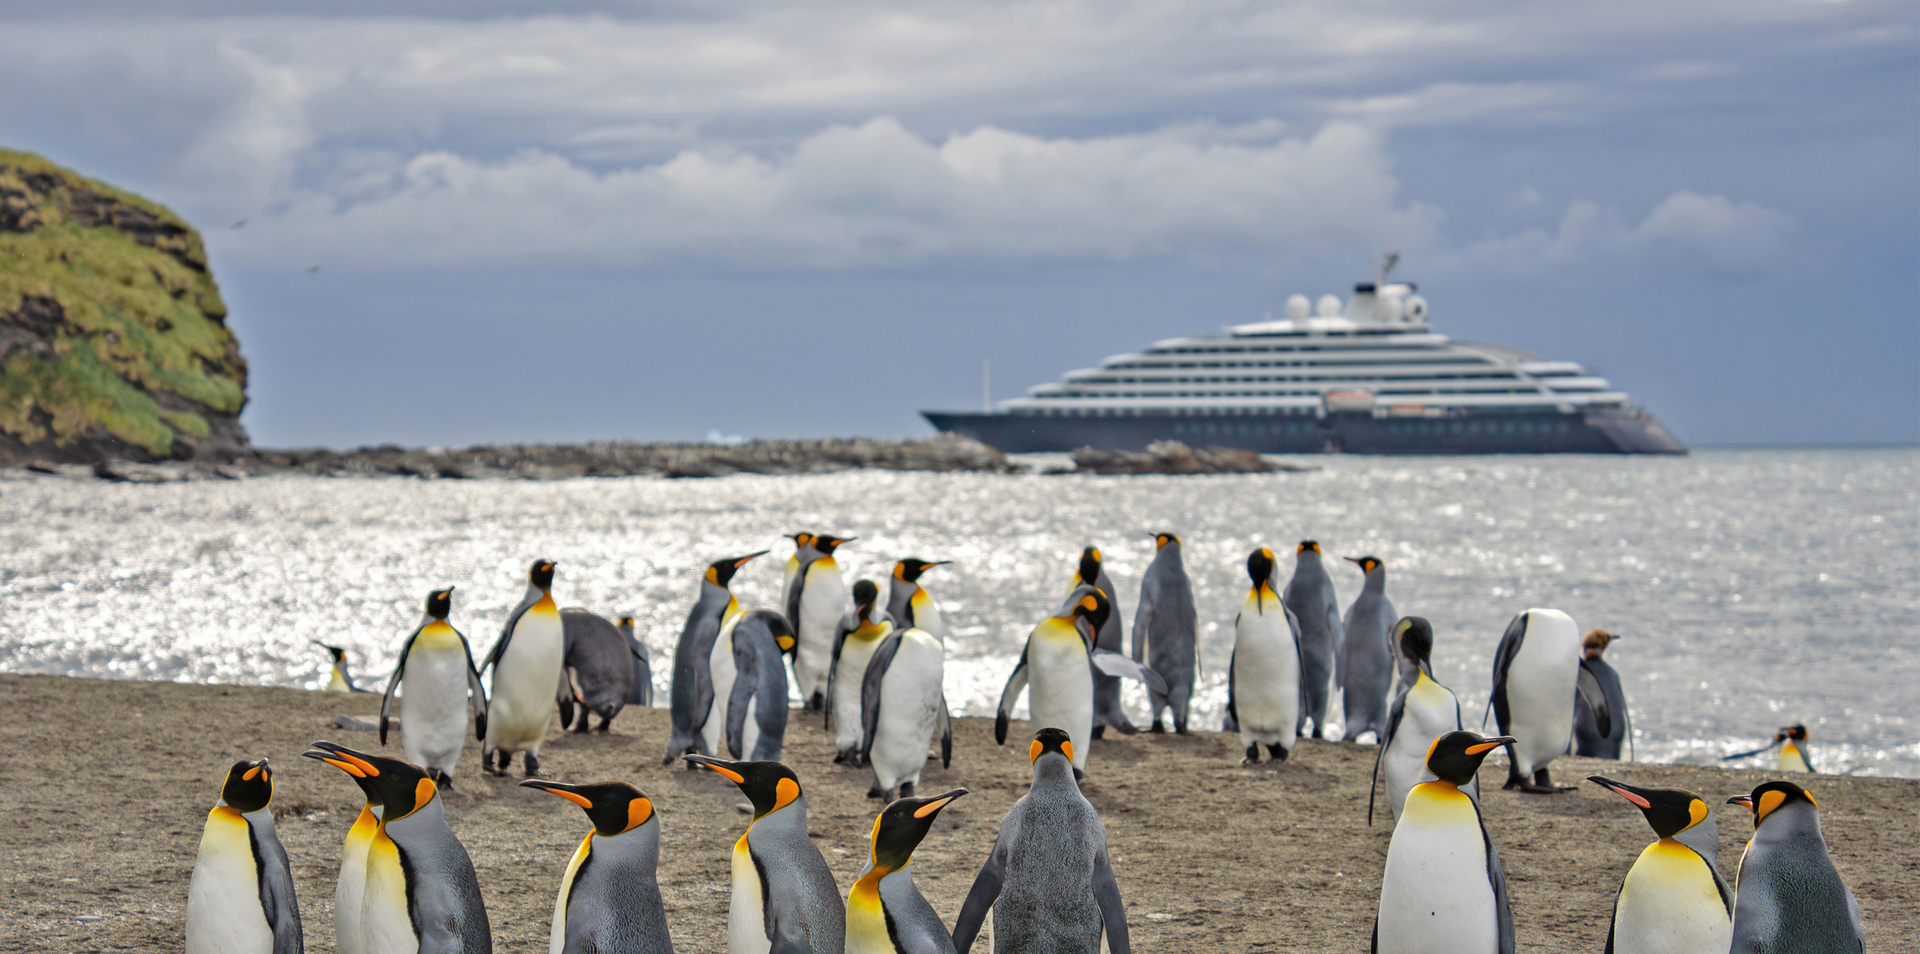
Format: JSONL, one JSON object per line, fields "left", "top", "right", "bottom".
{"left": 781, "top": 531, "right": 820, "bottom": 629}
{"left": 380, "top": 587, "right": 488, "bottom": 786}
{"left": 663, "top": 552, "right": 765, "bottom": 765}
{"left": 186, "top": 758, "right": 302, "bottom": 954}
{"left": 555, "top": 608, "right": 637, "bottom": 733}
{"left": 886, "top": 558, "right": 952, "bottom": 644}
{"left": 316, "top": 642, "right": 373, "bottom": 693}
{"left": 1489, "top": 607, "right": 1611, "bottom": 793}
{"left": 1070, "top": 546, "right": 1135, "bottom": 738}
{"left": 791, "top": 534, "right": 854, "bottom": 712}
{"left": 830, "top": 580, "right": 895, "bottom": 763}
{"left": 1133, "top": 532, "right": 1198, "bottom": 734}
{"left": 1369, "top": 617, "right": 1470, "bottom": 824}
{"left": 616, "top": 616, "right": 653, "bottom": 707}
{"left": 481, "top": 559, "right": 565, "bottom": 778}
{"left": 1280, "top": 541, "right": 1344, "bottom": 739}
{"left": 1340, "top": 556, "right": 1395, "bottom": 743}
{"left": 708, "top": 607, "right": 797, "bottom": 762}
{"left": 1572, "top": 627, "right": 1631, "bottom": 759}
{"left": 1722, "top": 723, "right": 1817, "bottom": 774}
{"left": 1227, "top": 547, "right": 1302, "bottom": 764}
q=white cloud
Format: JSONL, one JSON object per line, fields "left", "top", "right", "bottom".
{"left": 1462, "top": 192, "right": 1800, "bottom": 273}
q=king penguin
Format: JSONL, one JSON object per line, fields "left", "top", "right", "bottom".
{"left": 953, "top": 728, "right": 1131, "bottom": 954}
{"left": 186, "top": 758, "right": 302, "bottom": 954}
{"left": 664, "top": 552, "right": 765, "bottom": 765}
{"left": 1722, "top": 724, "right": 1816, "bottom": 774}
{"left": 481, "top": 559, "right": 565, "bottom": 777}
{"left": 1586, "top": 776, "right": 1732, "bottom": 954}
{"left": 831, "top": 580, "right": 895, "bottom": 762}
{"left": 1369, "top": 617, "right": 1470, "bottom": 824}
{"left": 1726, "top": 781, "right": 1864, "bottom": 953}
{"left": 316, "top": 642, "right": 373, "bottom": 693}
{"left": 1489, "top": 607, "right": 1611, "bottom": 792}
{"left": 1340, "top": 556, "right": 1396, "bottom": 743}
{"left": 1573, "top": 628, "right": 1632, "bottom": 759}
{"left": 380, "top": 587, "right": 488, "bottom": 786}
{"left": 859, "top": 613, "right": 953, "bottom": 800}
{"left": 556, "top": 608, "right": 637, "bottom": 733}
{"left": 781, "top": 531, "right": 820, "bottom": 629}
{"left": 684, "top": 755, "right": 845, "bottom": 954}
{"left": 1373, "top": 730, "right": 1517, "bottom": 954}
{"left": 707, "top": 605, "right": 797, "bottom": 762}
{"left": 995, "top": 587, "right": 1167, "bottom": 778}
{"left": 1226, "top": 547, "right": 1302, "bottom": 764}
{"left": 309, "top": 741, "right": 492, "bottom": 954}
{"left": 616, "top": 615, "right": 654, "bottom": 707}
{"left": 520, "top": 779, "right": 674, "bottom": 954}
{"left": 886, "top": 558, "right": 952, "bottom": 644}
{"left": 1068, "top": 547, "right": 1135, "bottom": 738}
{"left": 1133, "top": 532, "right": 1198, "bottom": 734}
{"left": 845, "top": 789, "right": 969, "bottom": 954}
{"left": 791, "top": 533, "right": 854, "bottom": 712}
{"left": 301, "top": 745, "right": 386, "bottom": 954}
{"left": 1280, "top": 541, "right": 1344, "bottom": 739}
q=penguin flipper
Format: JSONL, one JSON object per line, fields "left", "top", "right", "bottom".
{"left": 858, "top": 633, "right": 904, "bottom": 767}
{"left": 725, "top": 627, "right": 761, "bottom": 759}
{"left": 952, "top": 845, "right": 1005, "bottom": 954}
{"left": 1489, "top": 612, "right": 1527, "bottom": 734}
{"left": 994, "top": 650, "right": 1030, "bottom": 745}
{"left": 1479, "top": 807, "right": 1516, "bottom": 954}
{"left": 686, "top": 614, "right": 720, "bottom": 740}
{"left": 1093, "top": 848, "right": 1130, "bottom": 954}
{"left": 483, "top": 595, "right": 537, "bottom": 675}
{"left": 380, "top": 630, "right": 419, "bottom": 746}
{"left": 1223, "top": 643, "right": 1239, "bottom": 734}
{"left": 459, "top": 631, "right": 489, "bottom": 741}
{"left": 938, "top": 692, "right": 953, "bottom": 768}
{"left": 1130, "top": 584, "right": 1155, "bottom": 664}
{"left": 1092, "top": 649, "right": 1169, "bottom": 695}
{"left": 245, "top": 817, "right": 303, "bottom": 954}
{"left": 1719, "top": 738, "right": 1782, "bottom": 761}
{"left": 1368, "top": 691, "right": 1406, "bottom": 825}
{"left": 1575, "top": 660, "right": 1612, "bottom": 739}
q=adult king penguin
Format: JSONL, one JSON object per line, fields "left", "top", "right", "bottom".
{"left": 791, "top": 533, "right": 854, "bottom": 712}
{"left": 1133, "top": 532, "right": 1198, "bottom": 734}
{"left": 380, "top": 587, "right": 488, "bottom": 786}
{"left": 1280, "top": 541, "right": 1344, "bottom": 739}
{"left": 521, "top": 779, "right": 674, "bottom": 954}
{"left": 845, "top": 789, "right": 969, "bottom": 954}
{"left": 994, "top": 588, "right": 1167, "bottom": 778}
{"left": 1586, "top": 776, "right": 1732, "bottom": 954}
{"left": 1489, "top": 607, "right": 1611, "bottom": 793}
{"left": 830, "top": 580, "right": 895, "bottom": 762}
{"left": 859, "top": 614, "right": 953, "bottom": 800}
{"left": 1721, "top": 724, "right": 1817, "bottom": 774}
{"left": 482, "top": 559, "right": 565, "bottom": 777}
{"left": 301, "top": 746, "right": 387, "bottom": 954}
{"left": 886, "top": 558, "right": 952, "bottom": 643}
{"left": 316, "top": 642, "right": 373, "bottom": 693}
{"left": 1340, "top": 556, "right": 1396, "bottom": 743}
{"left": 556, "top": 608, "right": 637, "bottom": 733}
{"left": 663, "top": 552, "right": 765, "bottom": 765}
{"left": 1373, "top": 730, "right": 1517, "bottom": 954}
{"left": 1369, "top": 617, "right": 1470, "bottom": 824}
{"left": 707, "top": 606, "right": 797, "bottom": 762}
{"left": 1726, "top": 781, "right": 1864, "bottom": 953}
{"left": 953, "top": 728, "right": 1131, "bottom": 954}
{"left": 1573, "top": 628, "right": 1632, "bottom": 759}
{"left": 685, "top": 756, "right": 846, "bottom": 954}
{"left": 1068, "top": 547, "right": 1134, "bottom": 738}
{"left": 616, "top": 616, "right": 654, "bottom": 708}
{"left": 186, "top": 758, "right": 302, "bottom": 954}
{"left": 781, "top": 531, "right": 820, "bottom": 629}
{"left": 1226, "top": 547, "right": 1302, "bottom": 764}
{"left": 309, "top": 742, "right": 492, "bottom": 954}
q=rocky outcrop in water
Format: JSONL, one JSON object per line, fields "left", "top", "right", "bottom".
{"left": 1070, "top": 440, "right": 1304, "bottom": 475}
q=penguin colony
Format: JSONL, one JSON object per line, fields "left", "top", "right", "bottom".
{"left": 180, "top": 538, "right": 1862, "bottom": 953}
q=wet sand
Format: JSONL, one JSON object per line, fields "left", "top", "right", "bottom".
{"left": 2, "top": 673, "right": 1911, "bottom": 952}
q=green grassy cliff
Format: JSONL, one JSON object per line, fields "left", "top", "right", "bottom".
{"left": 0, "top": 149, "right": 249, "bottom": 464}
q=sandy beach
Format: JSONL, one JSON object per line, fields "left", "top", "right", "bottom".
{"left": 2, "top": 673, "right": 1911, "bottom": 953}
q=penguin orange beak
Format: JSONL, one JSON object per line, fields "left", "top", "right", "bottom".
{"left": 734, "top": 550, "right": 770, "bottom": 568}
{"left": 1726, "top": 794, "right": 1754, "bottom": 808}
{"left": 1588, "top": 776, "right": 1652, "bottom": 808}
{"left": 519, "top": 779, "right": 594, "bottom": 809}
{"left": 682, "top": 754, "right": 746, "bottom": 784}
{"left": 1466, "top": 736, "right": 1517, "bottom": 755}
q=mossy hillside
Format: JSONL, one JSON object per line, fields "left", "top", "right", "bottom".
{"left": 0, "top": 148, "right": 247, "bottom": 461}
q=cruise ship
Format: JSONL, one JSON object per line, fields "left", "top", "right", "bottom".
{"left": 922, "top": 266, "right": 1686, "bottom": 455}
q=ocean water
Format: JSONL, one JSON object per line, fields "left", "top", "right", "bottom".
{"left": 2, "top": 448, "right": 1914, "bottom": 777}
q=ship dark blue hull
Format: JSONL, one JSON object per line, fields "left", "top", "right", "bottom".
{"left": 922, "top": 407, "right": 1687, "bottom": 455}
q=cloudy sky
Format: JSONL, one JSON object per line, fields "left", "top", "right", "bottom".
{"left": 5, "top": 1, "right": 1915, "bottom": 447}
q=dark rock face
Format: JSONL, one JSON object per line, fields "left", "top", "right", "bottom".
{"left": 1070, "top": 440, "right": 1301, "bottom": 475}
{"left": 0, "top": 149, "right": 249, "bottom": 465}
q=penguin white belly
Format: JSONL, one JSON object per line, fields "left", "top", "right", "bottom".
{"left": 795, "top": 562, "right": 848, "bottom": 701}
{"left": 186, "top": 807, "right": 272, "bottom": 954}
{"left": 1612, "top": 841, "right": 1732, "bottom": 954}
{"left": 401, "top": 639, "right": 471, "bottom": 772}
{"left": 1377, "top": 785, "right": 1498, "bottom": 954}
{"left": 488, "top": 606, "right": 565, "bottom": 753}
{"left": 1504, "top": 611, "right": 1578, "bottom": 775}
{"left": 1385, "top": 677, "right": 1462, "bottom": 820}
{"left": 1233, "top": 595, "right": 1299, "bottom": 747}
{"left": 705, "top": 618, "right": 742, "bottom": 757}
{"left": 550, "top": 835, "right": 592, "bottom": 954}
{"left": 336, "top": 808, "right": 379, "bottom": 954}
{"left": 869, "top": 633, "right": 944, "bottom": 790}
{"left": 360, "top": 834, "right": 418, "bottom": 954}
{"left": 1027, "top": 627, "right": 1094, "bottom": 770}
{"left": 833, "top": 637, "right": 883, "bottom": 752}
{"left": 1778, "top": 742, "right": 1811, "bottom": 773}
{"left": 729, "top": 835, "right": 773, "bottom": 954}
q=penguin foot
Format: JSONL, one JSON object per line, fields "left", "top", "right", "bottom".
{"left": 1241, "top": 744, "right": 1263, "bottom": 766}
{"left": 1091, "top": 725, "right": 1106, "bottom": 740}
{"left": 898, "top": 781, "right": 914, "bottom": 798}
{"left": 1149, "top": 721, "right": 1167, "bottom": 734}
{"left": 1072, "top": 768, "right": 1086, "bottom": 783}
{"left": 1266, "top": 744, "right": 1290, "bottom": 763}
{"left": 866, "top": 786, "right": 886, "bottom": 800}
{"left": 523, "top": 753, "right": 542, "bottom": 778}
{"left": 833, "top": 751, "right": 847, "bottom": 764}
{"left": 1111, "top": 721, "right": 1139, "bottom": 736}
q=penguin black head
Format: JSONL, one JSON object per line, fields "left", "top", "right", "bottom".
{"left": 787, "top": 531, "right": 815, "bottom": 550}
{"left": 893, "top": 558, "right": 950, "bottom": 583}
{"left": 302, "top": 744, "right": 384, "bottom": 805}
{"left": 1779, "top": 724, "right": 1809, "bottom": 743}
{"left": 852, "top": 579, "right": 881, "bottom": 617}
{"left": 617, "top": 615, "right": 635, "bottom": 630}
{"left": 1068, "top": 588, "right": 1112, "bottom": 634}
{"left": 1344, "top": 555, "right": 1382, "bottom": 574}
{"left": 1076, "top": 547, "right": 1102, "bottom": 585}
{"left": 684, "top": 756, "right": 803, "bottom": 819}
{"left": 1297, "top": 540, "right": 1321, "bottom": 554}
{"left": 814, "top": 535, "right": 854, "bottom": 555}
{"left": 1395, "top": 616, "right": 1434, "bottom": 670}
{"left": 868, "top": 788, "right": 968, "bottom": 872}
{"left": 218, "top": 758, "right": 274, "bottom": 813}
{"left": 1582, "top": 628, "right": 1616, "bottom": 659}
{"left": 704, "top": 551, "right": 768, "bottom": 587}
{"left": 312, "top": 641, "right": 348, "bottom": 664}
{"left": 1247, "top": 547, "right": 1276, "bottom": 583}
{"left": 1728, "top": 780, "right": 1817, "bottom": 828}
{"left": 528, "top": 559, "right": 557, "bottom": 590}
{"left": 1029, "top": 727, "right": 1074, "bottom": 766}
{"left": 306, "top": 741, "right": 438, "bottom": 820}
{"left": 1425, "top": 731, "right": 1514, "bottom": 786}
{"left": 521, "top": 779, "right": 657, "bottom": 837}
{"left": 1588, "top": 777, "right": 1712, "bottom": 840}
{"left": 1153, "top": 532, "right": 1181, "bottom": 549}
{"left": 424, "top": 587, "right": 454, "bottom": 619}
